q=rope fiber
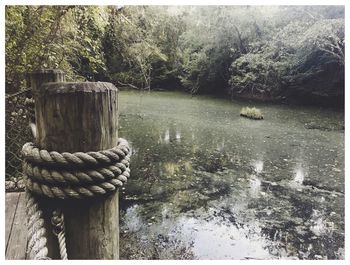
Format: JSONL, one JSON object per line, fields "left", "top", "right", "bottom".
{"left": 23, "top": 138, "right": 131, "bottom": 259}
{"left": 51, "top": 209, "right": 68, "bottom": 260}
{"left": 26, "top": 193, "right": 49, "bottom": 260}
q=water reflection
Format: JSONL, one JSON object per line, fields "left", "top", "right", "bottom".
{"left": 176, "top": 131, "right": 181, "bottom": 142}
{"left": 249, "top": 175, "right": 262, "bottom": 197}
{"left": 252, "top": 160, "right": 264, "bottom": 174}
{"left": 124, "top": 204, "right": 143, "bottom": 232}
{"left": 160, "top": 128, "right": 183, "bottom": 144}
{"left": 289, "top": 164, "right": 306, "bottom": 190}
{"left": 164, "top": 129, "right": 170, "bottom": 144}
{"left": 118, "top": 91, "right": 344, "bottom": 260}
{"left": 310, "top": 209, "right": 335, "bottom": 236}
{"left": 176, "top": 215, "right": 272, "bottom": 259}
{"left": 294, "top": 168, "right": 305, "bottom": 184}
{"left": 122, "top": 203, "right": 281, "bottom": 259}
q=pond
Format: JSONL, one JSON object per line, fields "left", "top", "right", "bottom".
{"left": 118, "top": 91, "right": 344, "bottom": 260}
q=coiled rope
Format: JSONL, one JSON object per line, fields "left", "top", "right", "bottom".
{"left": 26, "top": 193, "right": 49, "bottom": 259}
{"left": 23, "top": 138, "right": 131, "bottom": 259}
{"left": 22, "top": 138, "right": 129, "bottom": 169}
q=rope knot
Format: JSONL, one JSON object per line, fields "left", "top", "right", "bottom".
{"left": 51, "top": 209, "right": 65, "bottom": 236}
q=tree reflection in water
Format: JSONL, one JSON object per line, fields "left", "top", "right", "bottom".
{"left": 118, "top": 91, "right": 344, "bottom": 259}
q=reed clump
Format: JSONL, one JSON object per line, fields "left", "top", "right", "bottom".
{"left": 240, "top": 107, "right": 263, "bottom": 120}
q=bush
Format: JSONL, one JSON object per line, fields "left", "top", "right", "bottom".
{"left": 240, "top": 107, "right": 263, "bottom": 120}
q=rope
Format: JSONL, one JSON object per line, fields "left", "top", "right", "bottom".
{"left": 25, "top": 192, "right": 50, "bottom": 260}
{"left": 25, "top": 168, "right": 130, "bottom": 199}
{"left": 23, "top": 159, "right": 129, "bottom": 185}
{"left": 24, "top": 138, "right": 132, "bottom": 259}
{"left": 51, "top": 209, "right": 68, "bottom": 260}
{"left": 22, "top": 138, "right": 129, "bottom": 169}
{"left": 22, "top": 138, "right": 131, "bottom": 199}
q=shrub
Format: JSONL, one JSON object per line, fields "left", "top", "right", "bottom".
{"left": 240, "top": 107, "right": 263, "bottom": 120}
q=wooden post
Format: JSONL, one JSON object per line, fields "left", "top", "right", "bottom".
{"left": 31, "top": 71, "right": 119, "bottom": 259}
{"left": 30, "top": 69, "right": 66, "bottom": 139}
{"left": 30, "top": 69, "right": 66, "bottom": 259}
{"left": 30, "top": 69, "right": 66, "bottom": 92}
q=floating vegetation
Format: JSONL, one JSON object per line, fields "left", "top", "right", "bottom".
{"left": 118, "top": 91, "right": 344, "bottom": 259}
{"left": 304, "top": 121, "right": 344, "bottom": 131}
{"left": 240, "top": 107, "right": 264, "bottom": 120}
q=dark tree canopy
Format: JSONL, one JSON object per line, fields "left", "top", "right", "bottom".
{"left": 5, "top": 5, "right": 344, "bottom": 107}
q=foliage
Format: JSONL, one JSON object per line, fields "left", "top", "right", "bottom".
{"left": 240, "top": 107, "right": 263, "bottom": 120}
{"left": 6, "top": 6, "right": 74, "bottom": 92}
{"left": 5, "top": 5, "right": 345, "bottom": 106}
{"left": 179, "top": 7, "right": 243, "bottom": 94}
{"left": 66, "top": 6, "right": 109, "bottom": 81}
{"left": 229, "top": 52, "right": 282, "bottom": 98}
{"left": 5, "top": 6, "right": 109, "bottom": 93}
{"left": 226, "top": 7, "right": 344, "bottom": 103}
{"left": 102, "top": 6, "right": 184, "bottom": 90}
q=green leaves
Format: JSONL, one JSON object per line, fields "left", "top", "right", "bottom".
{"left": 101, "top": 6, "right": 180, "bottom": 90}
{"left": 5, "top": 6, "right": 109, "bottom": 91}
{"left": 5, "top": 5, "right": 344, "bottom": 103}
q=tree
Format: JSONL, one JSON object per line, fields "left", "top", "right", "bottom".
{"left": 102, "top": 6, "right": 185, "bottom": 90}
{"left": 227, "top": 6, "right": 344, "bottom": 105}
{"left": 6, "top": 6, "right": 74, "bottom": 93}
{"left": 65, "top": 6, "right": 109, "bottom": 81}
{"left": 6, "top": 5, "right": 345, "bottom": 106}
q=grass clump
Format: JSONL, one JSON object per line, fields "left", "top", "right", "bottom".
{"left": 240, "top": 107, "right": 263, "bottom": 120}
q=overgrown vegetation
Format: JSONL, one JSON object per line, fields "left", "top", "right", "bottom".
{"left": 5, "top": 6, "right": 344, "bottom": 107}
{"left": 240, "top": 107, "right": 263, "bottom": 120}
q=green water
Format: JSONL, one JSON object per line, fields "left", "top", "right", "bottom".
{"left": 118, "top": 91, "right": 344, "bottom": 260}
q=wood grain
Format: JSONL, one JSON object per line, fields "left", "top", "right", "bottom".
{"left": 5, "top": 192, "right": 20, "bottom": 253}
{"left": 32, "top": 75, "right": 119, "bottom": 259}
{"left": 6, "top": 193, "right": 27, "bottom": 260}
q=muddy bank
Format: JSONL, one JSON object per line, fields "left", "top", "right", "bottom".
{"left": 229, "top": 90, "right": 344, "bottom": 109}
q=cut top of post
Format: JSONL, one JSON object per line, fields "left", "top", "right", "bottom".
{"left": 30, "top": 69, "right": 66, "bottom": 92}
{"left": 31, "top": 69, "right": 65, "bottom": 75}
{"left": 35, "top": 82, "right": 117, "bottom": 95}
{"left": 34, "top": 82, "right": 119, "bottom": 153}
